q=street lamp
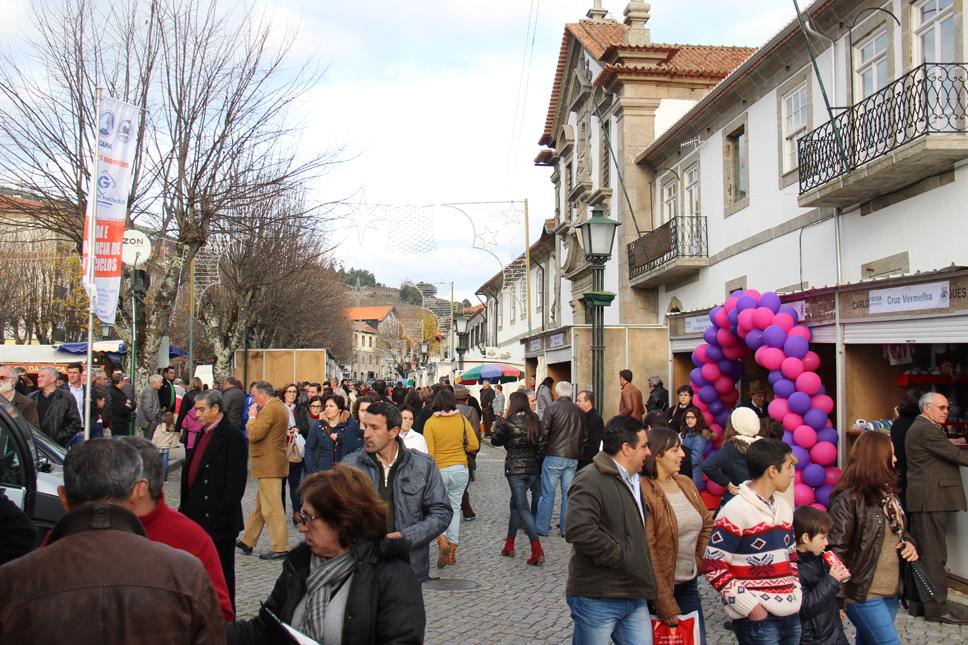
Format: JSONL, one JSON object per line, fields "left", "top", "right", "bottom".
{"left": 577, "top": 203, "right": 620, "bottom": 415}
{"left": 454, "top": 314, "right": 469, "bottom": 371}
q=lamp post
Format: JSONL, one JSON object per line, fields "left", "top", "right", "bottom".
{"left": 454, "top": 313, "right": 468, "bottom": 372}
{"left": 578, "top": 204, "right": 620, "bottom": 416}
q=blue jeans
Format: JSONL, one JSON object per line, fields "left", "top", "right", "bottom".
{"left": 287, "top": 461, "right": 304, "bottom": 511}
{"left": 845, "top": 597, "right": 899, "bottom": 645}
{"left": 536, "top": 455, "right": 577, "bottom": 536}
{"left": 160, "top": 449, "right": 170, "bottom": 476}
{"left": 506, "top": 474, "right": 541, "bottom": 541}
{"left": 440, "top": 465, "right": 469, "bottom": 544}
{"left": 567, "top": 595, "right": 652, "bottom": 645}
{"left": 673, "top": 577, "right": 706, "bottom": 645}
{"left": 731, "top": 614, "right": 801, "bottom": 645}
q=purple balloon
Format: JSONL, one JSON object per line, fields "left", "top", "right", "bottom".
{"left": 737, "top": 295, "right": 757, "bottom": 312}
{"left": 778, "top": 306, "right": 800, "bottom": 323}
{"left": 690, "top": 368, "right": 703, "bottom": 384}
{"left": 760, "top": 292, "right": 782, "bottom": 313}
{"left": 709, "top": 400, "right": 724, "bottom": 415}
{"left": 707, "top": 345, "right": 724, "bottom": 363}
{"left": 768, "top": 370, "right": 785, "bottom": 385}
{"left": 803, "top": 463, "right": 827, "bottom": 487}
{"left": 699, "top": 385, "right": 718, "bottom": 404}
{"left": 804, "top": 408, "right": 829, "bottom": 431}
{"left": 730, "top": 289, "right": 745, "bottom": 297}
{"left": 727, "top": 309, "right": 739, "bottom": 326}
{"left": 773, "top": 378, "right": 796, "bottom": 399}
{"left": 704, "top": 327, "right": 718, "bottom": 345}
{"left": 783, "top": 335, "right": 810, "bottom": 359}
{"left": 745, "top": 328, "right": 765, "bottom": 350}
{"left": 763, "top": 324, "right": 787, "bottom": 348}
{"left": 815, "top": 484, "right": 834, "bottom": 506}
{"left": 782, "top": 431, "right": 795, "bottom": 447}
{"left": 709, "top": 306, "right": 724, "bottom": 326}
{"left": 718, "top": 359, "right": 735, "bottom": 375}
{"left": 789, "top": 391, "right": 812, "bottom": 415}
{"left": 792, "top": 446, "right": 810, "bottom": 470}
{"left": 817, "top": 428, "right": 839, "bottom": 445}
{"left": 817, "top": 385, "right": 826, "bottom": 395}
{"left": 725, "top": 360, "right": 744, "bottom": 378}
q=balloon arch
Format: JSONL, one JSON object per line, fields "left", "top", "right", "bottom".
{"left": 690, "top": 289, "right": 841, "bottom": 510}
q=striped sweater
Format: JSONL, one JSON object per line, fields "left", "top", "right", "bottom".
{"left": 703, "top": 483, "right": 801, "bottom": 619}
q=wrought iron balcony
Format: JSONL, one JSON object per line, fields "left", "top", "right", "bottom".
{"left": 798, "top": 63, "right": 968, "bottom": 207}
{"left": 627, "top": 216, "right": 708, "bottom": 287}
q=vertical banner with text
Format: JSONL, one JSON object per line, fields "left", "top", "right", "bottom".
{"left": 82, "top": 96, "right": 140, "bottom": 324}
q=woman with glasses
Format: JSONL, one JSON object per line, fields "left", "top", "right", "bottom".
{"left": 228, "top": 465, "right": 424, "bottom": 644}
{"left": 666, "top": 385, "right": 695, "bottom": 433}
{"left": 305, "top": 395, "right": 350, "bottom": 474}
{"left": 278, "top": 383, "right": 302, "bottom": 515}
{"left": 679, "top": 406, "right": 710, "bottom": 488}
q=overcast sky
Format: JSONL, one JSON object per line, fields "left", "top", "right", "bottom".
{"left": 1, "top": 0, "right": 802, "bottom": 301}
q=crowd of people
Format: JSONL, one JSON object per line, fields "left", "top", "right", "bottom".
{"left": 1, "top": 361, "right": 967, "bottom": 644}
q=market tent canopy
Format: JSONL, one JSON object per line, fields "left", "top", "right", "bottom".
{"left": 0, "top": 345, "right": 74, "bottom": 365}
{"left": 56, "top": 341, "right": 188, "bottom": 359}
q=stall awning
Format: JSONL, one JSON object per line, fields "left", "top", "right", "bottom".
{"left": 56, "top": 341, "right": 188, "bottom": 359}
{"left": 0, "top": 345, "right": 74, "bottom": 364}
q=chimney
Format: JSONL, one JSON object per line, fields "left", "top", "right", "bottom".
{"left": 585, "top": 1, "right": 608, "bottom": 20}
{"left": 623, "top": 1, "right": 651, "bottom": 46}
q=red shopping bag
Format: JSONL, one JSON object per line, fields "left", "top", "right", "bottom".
{"left": 650, "top": 610, "right": 700, "bottom": 645}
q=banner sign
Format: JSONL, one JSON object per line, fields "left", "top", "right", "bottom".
{"left": 868, "top": 280, "right": 950, "bottom": 314}
{"left": 82, "top": 96, "right": 140, "bottom": 324}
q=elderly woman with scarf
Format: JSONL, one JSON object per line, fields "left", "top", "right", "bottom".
{"left": 228, "top": 465, "right": 424, "bottom": 644}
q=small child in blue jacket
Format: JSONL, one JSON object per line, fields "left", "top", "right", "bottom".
{"left": 795, "top": 506, "right": 850, "bottom": 645}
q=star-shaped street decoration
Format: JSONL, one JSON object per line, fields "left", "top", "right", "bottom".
{"left": 474, "top": 225, "right": 499, "bottom": 250}
{"left": 341, "top": 191, "right": 385, "bottom": 245}
{"left": 502, "top": 203, "right": 524, "bottom": 226}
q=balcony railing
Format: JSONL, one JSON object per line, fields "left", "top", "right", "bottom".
{"left": 627, "top": 216, "right": 707, "bottom": 280}
{"left": 799, "top": 63, "right": 968, "bottom": 193}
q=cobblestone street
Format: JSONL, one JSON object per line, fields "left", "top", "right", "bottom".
{"left": 165, "top": 442, "right": 967, "bottom": 643}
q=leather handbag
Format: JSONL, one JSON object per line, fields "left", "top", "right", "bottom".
{"left": 900, "top": 558, "right": 938, "bottom": 608}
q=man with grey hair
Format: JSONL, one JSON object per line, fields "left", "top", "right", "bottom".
{"left": 905, "top": 391, "right": 968, "bottom": 624}
{"left": 0, "top": 440, "right": 225, "bottom": 642}
{"left": 0, "top": 365, "right": 39, "bottom": 427}
{"left": 536, "top": 380, "right": 587, "bottom": 538}
{"left": 136, "top": 374, "right": 164, "bottom": 440}
{"left": 119, "top": 436, "right": 234, "bottom": 621}
{"left": 220, "top": 376, "right": 245, "bottom": 429}
{"left": 180, "top": 388, "right": 248, "bottom": 606}
{"left": 645, "top": 375, "right": 669, "bottom": 412}
{"left": 28, "top": 366, "right": 81, "bottom": 446}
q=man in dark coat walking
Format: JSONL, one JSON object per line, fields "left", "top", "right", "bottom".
{"left": 220, "top": 377, "right": 246, "bottom": 430}
{"left": 905, "top": 392, "right": 968, "bottom": 625}
{"left": 179, "top": 389, "right": 248, "bottom": 607}
{"left": 576, "top": 389, "right": 605, "bottom": 470}
{"left": 109, "top": 373, "right": 136, "bottom": 436}
{"left": 28, "top": 366, "right": 81, "bottom": 446}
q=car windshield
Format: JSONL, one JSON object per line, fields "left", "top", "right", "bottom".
{"left": 31, "top": 426, "right": 66, "bottom": 465}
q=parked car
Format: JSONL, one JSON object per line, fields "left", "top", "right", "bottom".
{"left": 0, "top": 397, "right": 65, "bottom": 542}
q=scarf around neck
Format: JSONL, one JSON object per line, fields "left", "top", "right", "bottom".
{"left": 300, "top": 549, "right": 356, "bottom": 640}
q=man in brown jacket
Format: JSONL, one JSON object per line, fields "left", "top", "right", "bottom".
{"left": 237, "top": 380, "right": 291, "bottom": 560}
{"left": 0, "top": 365, "right": 39, "bottom": 427}
{"left": 565, "top": 414, "right": 656, "bottom": 643}
{"left": 905, "top": 392, "right": 968, "bottom": 625}
{"left": 618, "top": 369, "right": 645, "bottom": 420}
{"left": 0, "top": 439, "right": 224, "bottom": 644}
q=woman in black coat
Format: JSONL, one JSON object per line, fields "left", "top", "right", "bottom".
{"left": 228, "top": 466, "right": 424, "bottom": 645}
{"left": 701, "top": 407, "right": 761, "bottom": 506}
{"left": 889, "top": 388, "right": 921, "bottom": 509}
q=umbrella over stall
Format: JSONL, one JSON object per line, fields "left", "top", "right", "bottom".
{"left": 456, "top": 363, "right": 524, "bottom": 385}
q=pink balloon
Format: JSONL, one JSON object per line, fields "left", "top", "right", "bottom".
{"left": 752, "top": 307, "right": 775, "bottom": 330}
{"left": 801, "top": 350, "right": 820, "bottom": 372}
{"left": 794, "top": 483, "right": 816, "bottom": 506}
{"left": 796, "top": 372, "right": 822, "bottom": 396}
{"left": 788, "top": 326, "right": 812, "bottom": 341}
{"left": 695, "top": 343, "right": 709, "bottom": 363}
{"left": 793, "top": 425, "right": 818, "bottom": 448}
{"left": 810, "top": 441, "right": 837, "bottom": 466}
{"left": 794, "top": 470, "right": 803, "bottom": 485}
{"left": 722, "top": 389, "right": 739, "bottom": 406}
{"left": 745, "top": 289, "right": 762, "bottom": 300}
{"left": 702, "top": 411, "right": 714, "bottom": 425}
{"left": 694, "top": 397, "right": 708, "bottom": 410}
{"left": 705, "top": 480, "right": 726, "bottom": 496}
{"left": 714, "top": 308, "right": 729, "bottom": 329}
{"left": 824, "top": 466, "right": 842, "bottom": 487}
{"left": 768, "top": 397, "right": 790, "bottom": 420}
{"left": 810, "top": 503, "right": 827, "bottom": 512}
{"left": 701, "top": 362, "right": 721, "bottom": 383}
{"left": 717, "top": 329, "right": 737, "bottom": 347}
{"left": 715, "top": 375, "right": 735, "bottom": 394}
{"left": 711, "top": 425, "right": 724, "bottom": 441}
{"left": 811, "top": 394, "right": 834, "bottom": 414}
{"left": 781, "top": 356, "right": 805, "bottom": 380}
{"left": 722, "top": 344, "right": 744, "bottom": 360}
{"left": 737, "top": 324, "right": 752, "bottom": 339}
{"left": 783, "top": 412, "right": 805, "bottom": 432}
{"left": 724, "top": 297, "right": 739, "bottom": 313}
{"left": 756, "top": 346, "right": 785, "bottom": 371}
{"left": 738, "top": 308, "right": 756, "bottom": 331}
{"left": 774, "top": 312, "right": 796, "bottom": 331}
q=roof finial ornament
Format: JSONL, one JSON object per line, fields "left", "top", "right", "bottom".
{"left": 623, "top": 1, "right": 651, "bottom": 46}
{"left": 586, "top": 1, "right": 608, "bottom": 20}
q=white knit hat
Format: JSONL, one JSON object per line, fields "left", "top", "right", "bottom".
{"left": 731, "top": 407, "right": 761, "bottom": 438}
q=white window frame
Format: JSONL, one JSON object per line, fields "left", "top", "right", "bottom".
{"left": 684, "top": 164, "right": 701, "bottom": 217}
{"left": 855, "top": 28, "right": 890, "bottom": 99}
{"left": 659, "top": 176, "right": 679, "bottom": 225}
{"left": 509, "top": 286, "right": 516, "bottom": 324}
{"left": 781, "top": 83, "right": 809, "bottom": 173}
{"left": 535, "top": 266, "right": 544, "bottom": 312}
{"left": 914, "top": 0, "right": 956, "bottom": 63}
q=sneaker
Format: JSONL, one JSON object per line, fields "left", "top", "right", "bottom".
{"left": 258, "top": 551, "right": 288, "bottom": 561}
{"left": 463, "top": 514, "right": 477, "bottom": 521}
{"left": 235, "top": 540, "right": 253, "bottom": 556}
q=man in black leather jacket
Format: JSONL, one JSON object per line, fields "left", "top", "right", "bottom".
{"left": 28, "top": 366, "right": 81, "bottom": 446}
{"left": 535, "top": 381, "right": 586, "bottom": 538}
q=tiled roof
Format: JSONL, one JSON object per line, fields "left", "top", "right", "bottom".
{"left": 352, "top": 321, "right": 378, "bottom": 334}
{"left": 538, "top": 19, "right": 755, "bottom": 146}
{"left": 345, "top": 305, "right": 394, "bottom": 322}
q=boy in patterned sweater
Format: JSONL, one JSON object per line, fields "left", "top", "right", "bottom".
{"left": 703, "top": 438, "right": 802, "bottom": 645}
